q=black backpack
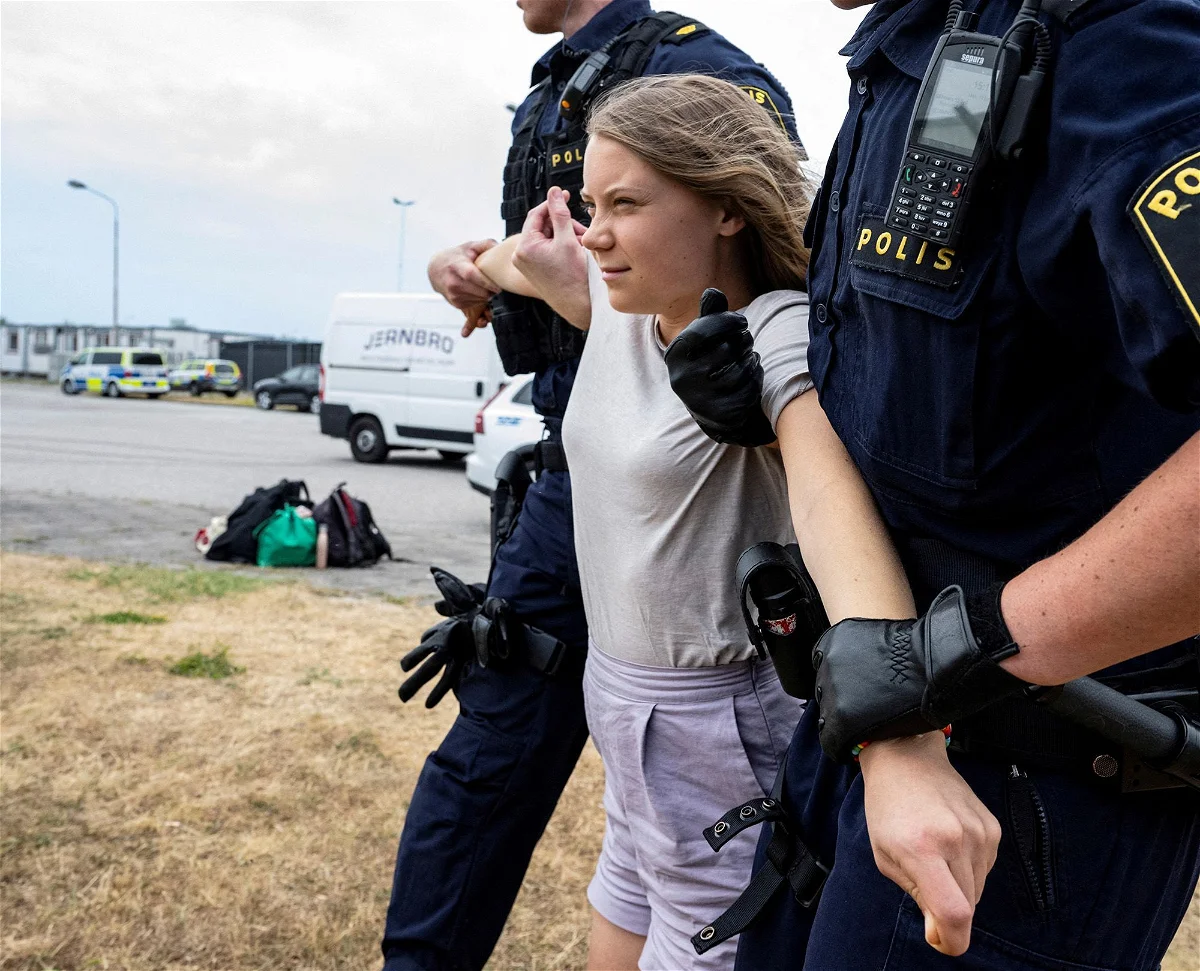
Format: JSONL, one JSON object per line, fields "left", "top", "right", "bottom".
{"left": 206, "top": 479, "right": 311, "bottom": 563}
{"left": 313, "top": 483, "right": 392, "bottom": 567}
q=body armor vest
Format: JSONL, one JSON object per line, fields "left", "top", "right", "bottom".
{"left": 491, "top": 12, "right": 710, "bottom": 377}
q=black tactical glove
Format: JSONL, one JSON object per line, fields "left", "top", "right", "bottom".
{"left": 398, "top": 566, "right": 486, "bottom": 708}
{"left": 664, "top": 288, "right": 777, "bottom": 447}
{"left": 812, "top": 585, "right": 1030, "bottom": 762}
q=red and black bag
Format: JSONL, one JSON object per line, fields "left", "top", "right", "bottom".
{"left": 313, "top": 483, "right": 392, "bottom": 567}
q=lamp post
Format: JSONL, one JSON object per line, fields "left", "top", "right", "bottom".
{"left": 67, "top": 180, "right": 120, "bottom": 343}
{"left": 392, "top": 198, "right": 415, "bottom": 292}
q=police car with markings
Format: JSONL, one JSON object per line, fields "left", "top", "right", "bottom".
{"left": 465, "top": 375, "right": 539, "bottom": 495}
{"left": 319, "top": 293, "right": 506, "bottom": 464}
{"left": 60, "top": 347, "right": 170, "bottom": 398}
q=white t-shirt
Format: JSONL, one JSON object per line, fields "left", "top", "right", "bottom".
{"left": 562, "top": 257, "right": 813, "bottom": 668}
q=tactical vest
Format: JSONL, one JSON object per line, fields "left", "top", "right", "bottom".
{"left": 491, "top": 12, "right": 711, "bottom": 377}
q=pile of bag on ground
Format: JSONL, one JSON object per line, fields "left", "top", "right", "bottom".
{"left": 195, "top": 479, "right": 392, "bottom": 568}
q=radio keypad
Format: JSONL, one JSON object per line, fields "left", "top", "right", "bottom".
{"left": 888, "top": 158, "right": 971, "bottom": 241}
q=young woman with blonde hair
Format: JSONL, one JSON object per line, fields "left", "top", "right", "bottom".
{"left": 475, "top": 74, "right": 998, "bottom": 971}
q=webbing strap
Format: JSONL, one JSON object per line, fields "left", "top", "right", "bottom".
{"left": 691, "top": 765, "right": 829, "bottom": 955}
{"left": 691, "top": 821, "right": 829, "bottom": 955}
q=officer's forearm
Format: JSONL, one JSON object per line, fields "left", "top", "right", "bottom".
{"left": 1001, "top": 431, "right": 1200, "bottom": 686}
{"left": 776, "top": 392, "right": 915, "bottom": 623}
{"left": 474, "top": 235, "right": 538, "bottom": 298}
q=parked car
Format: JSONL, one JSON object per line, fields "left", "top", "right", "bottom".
{"left": 60, "top": 347, "right": 169, "bottom": 398}
{"left": 319, "top": 292, "right": 506, "bottom": 464}
{"left": 465, "top": 375, "right": 541, "bottom": 495}
{"left": 168, "top": 359, "right": 242, "bottom": 396}
{"left": 253, "top": 365, "right": 321, "bottom": 413}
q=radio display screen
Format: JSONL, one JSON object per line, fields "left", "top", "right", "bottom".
{"left": 914, "top": 58, "right": 993, "bottom": 157}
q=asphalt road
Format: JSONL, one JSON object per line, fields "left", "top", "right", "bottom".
{"left": 0, "top": 380, "right": 493, "bottom": 598}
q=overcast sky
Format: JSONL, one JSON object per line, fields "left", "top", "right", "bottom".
{"left": 1, "top": 1, "right": 867, "bottom": 339}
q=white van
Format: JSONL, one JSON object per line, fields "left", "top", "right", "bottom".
{"left": 319, "top": 293, "right": 505, "bottom": 463}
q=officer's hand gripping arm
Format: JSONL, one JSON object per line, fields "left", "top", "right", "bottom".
{"left": 664, "top": 288, "right": 776, "bottom": 447}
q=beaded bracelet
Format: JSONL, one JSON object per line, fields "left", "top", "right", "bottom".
{"left": 852, "top": 725, "right": 951, "bottom": 762}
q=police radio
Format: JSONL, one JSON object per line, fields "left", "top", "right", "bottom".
{"left": 886, "top": 0, "right": 1051, "bottom": 248}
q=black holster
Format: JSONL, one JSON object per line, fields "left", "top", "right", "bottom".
{"left": 736, "top": 542, "right": 830, "bottom": 699}
{"left": 490, "top": 444, "right": 536, "bottom": 559}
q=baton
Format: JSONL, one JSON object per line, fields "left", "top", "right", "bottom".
{"left": 1033, "top": 677, "right": 1200, "bottom": 790}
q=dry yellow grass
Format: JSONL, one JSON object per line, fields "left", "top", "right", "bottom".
{"left": 1, "top": 551, "right": 1197, "bottom": 970}
{"left": 0, "top": 553, "right": 602, "bottom": 970}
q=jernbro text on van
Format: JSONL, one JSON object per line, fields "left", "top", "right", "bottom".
{"left": 362, "top": 328, "right": 456, "bottom": 353}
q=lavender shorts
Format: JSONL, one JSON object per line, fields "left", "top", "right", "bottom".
{"left": 583, "top": 643, "right": 805, "bottom": 971}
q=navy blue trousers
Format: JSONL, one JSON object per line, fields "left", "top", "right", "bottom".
{"left": 381, "top": 469, "right": 588, "bottom": 971}
{"left": 734, "top": 706, "right": 1200, "bottom": 971}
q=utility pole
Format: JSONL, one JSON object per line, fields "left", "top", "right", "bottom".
{"left": 392, "top": 198, "right": 415, "bottom": 291}
{"left": 67, "top": 180, "right": 120, "bottom": 343}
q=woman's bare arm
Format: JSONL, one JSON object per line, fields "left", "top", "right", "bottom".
{"left": 472, "top": 188, "right": 592, "bottom": 331}
{"left": 775, "top": 390, "right": 912, "bottom": 622}
{"left": 775, "top": 390, "right": 999, "bottom": 958}
{"left": 475, "top": 235, "right": 538, "bottom": 297}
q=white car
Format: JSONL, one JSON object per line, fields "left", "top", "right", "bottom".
{"left": 466, "top": 375, "right": 542, "bottom": 495}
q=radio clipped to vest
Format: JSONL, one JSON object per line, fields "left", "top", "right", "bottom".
{"left": 885, "top": 0, "right": 1052, "bottom": 249}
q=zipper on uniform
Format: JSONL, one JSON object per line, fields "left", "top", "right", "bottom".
{"left": 1007, "top": 764, "right": 1057, "bottom": 912}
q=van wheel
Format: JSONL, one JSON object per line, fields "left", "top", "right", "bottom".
{"left": 438, "top": 450, "right": 464, "bottom": 463}
{"left": 104, "top": 381, "right": 122, "bottom": 398}
{"left": 350, "top": 417, "right": 388, "bottom": 463}
{"left": 61, "top": 379, "right": 77, "bottom": 395}
{"left": 189, "top": 381, "right": 202, "bottom": 396}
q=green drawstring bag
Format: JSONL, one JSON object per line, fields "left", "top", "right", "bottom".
{"left": 253, "top": 505, "right": 318, "bottom": 568}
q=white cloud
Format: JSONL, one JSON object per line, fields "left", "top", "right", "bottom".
{"left": 1, "top": 1, "right": 865, "bottom": 336}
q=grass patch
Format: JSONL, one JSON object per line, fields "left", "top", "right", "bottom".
{"left": 167, "top": 646, "right": 244, "bottom": 679}
{"left": 299, "top": 667, "right": 342, "bottom": 687}
{"left": 69, "top": 563, "right": 271, "bottom": 602}
{"left": 37, "top": 626, "right": 70, "bottom": 640}
{"left": 87, "top": 610, "right": 167, "bottom": 625}
{"left": 119, "top": 653, "right": 150, "bottom": 667}
{"left": 382, "top": 593, "right": 415, "bottom": 607}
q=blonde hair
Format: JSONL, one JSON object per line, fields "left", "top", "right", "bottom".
{"left": 586, "top": 73, "right": 813, "bottom": 293}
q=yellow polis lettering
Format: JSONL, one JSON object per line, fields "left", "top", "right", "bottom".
{"left": 875, "top": 232, "right": 893, "bottom": 255}
{"left": 551, "top": 153, "right": 562, "bottom": 168}
{"left": 1146, "top": 166, "right": 1200, "bottom": 220}
{"left": 1176, "top": 166, "right": 1200, "bottom": 194}
{"left": 916, "top": 240, "right": 929, "bottom": 265}
{"left": 858, "top": 227, "right": 873, "bottom": 250}
{"left": 895, "top": 235, "right": 909, "bottom": 261}
{"left": 934, "top": 247, "right": 955, "bottom": 271}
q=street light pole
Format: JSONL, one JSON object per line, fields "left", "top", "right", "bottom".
{"left": 392, "top": 198, "right": 415, "bottom": 292}
{"left": 67, "top": 180, "right": 120, "bottom": 343}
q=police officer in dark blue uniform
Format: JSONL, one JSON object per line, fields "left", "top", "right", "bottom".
{"left": 379, "top": 4, "right": 798, "bottom": 969}
{"left": 667, "top": 0, "right": 1200, "bottom": 967}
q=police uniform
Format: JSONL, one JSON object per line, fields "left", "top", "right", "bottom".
{"left": 726, "top": 1, "right": 1200, "bottom": 968}
{"left": 380, "top": 4, "right": 798, "bottom": 968}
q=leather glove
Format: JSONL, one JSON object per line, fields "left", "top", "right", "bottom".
{"left": 398, "top": 566, "right": 486, "bottom": 708}
{"left": 812, "top": 585, "right": 1029, "bottom": 761}
{"left": 664, "top": 288, "right": 777, "bottom": 447}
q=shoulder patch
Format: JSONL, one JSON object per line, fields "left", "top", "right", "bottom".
{"left": 1128, "top": 147, "right": 1200, "bottom": 339}
{"left": 659, "top": 21, "right": 709, "bottom": 44}
{"left": 739, "top": 85, "right": 789, "bottom": 135}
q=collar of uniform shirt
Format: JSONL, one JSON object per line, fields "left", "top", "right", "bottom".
{"left": 840, "top": 0, "right": 944, "bottom": 81}
{"left": 530, "top": 0, "right": 653, "bottom": 85}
